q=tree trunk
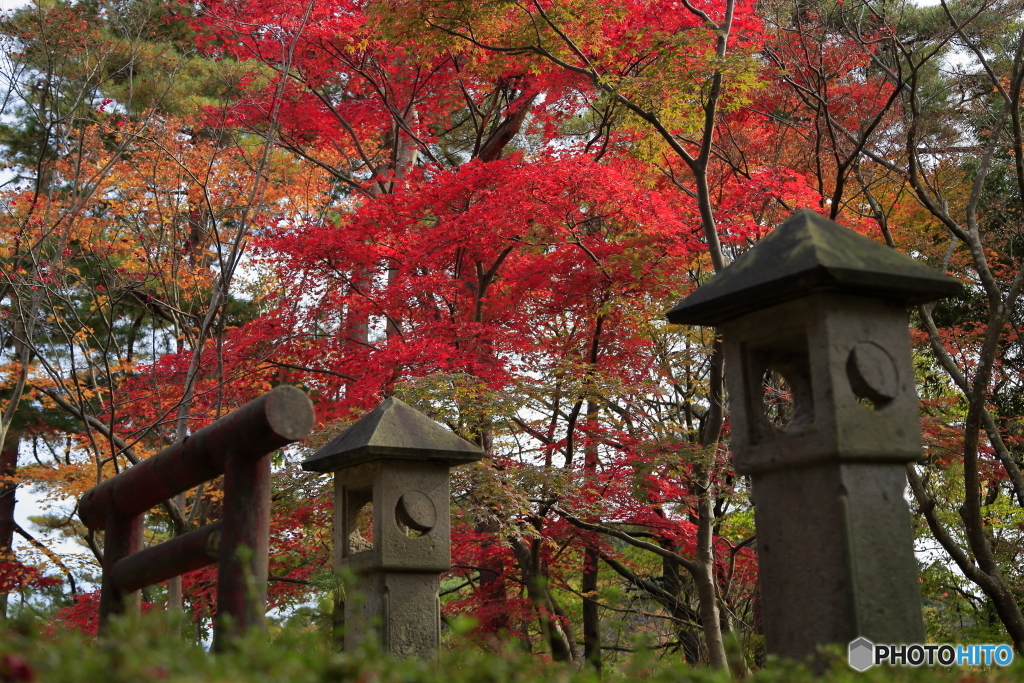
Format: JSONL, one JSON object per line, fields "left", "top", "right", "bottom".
{"left": 166, "top": 492, "right": 186, "bottom": 635}
{"left": 582, "top": 400, "right": 601, "bottom": 670}
{"left": 695, "top": 342, "right": 730, "bottom": 672}
{"left": 475, "top": 424, "right": 511, "bottom": 640}
{"left": 0, "top": 434, "right": 18, "bottom": 623}
{"left": 510, "top": 536, "right": 580, "bottom": 664}
{"left": 694, "top": 487, "right": 728, "bottom": 670}
{"left": 582, "top": 545, "right": 601, "bottom": 670}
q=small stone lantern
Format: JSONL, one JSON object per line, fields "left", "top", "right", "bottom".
{"left": 302, "top": 397, "right": 483, "bottom": 659}
{"left": 667, "top": 210, "right": 961, "bottom": 660}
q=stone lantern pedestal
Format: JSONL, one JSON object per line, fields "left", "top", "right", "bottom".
{"left": 667, "top": 210, "right": 962, "bottom": 660}
{"left": 302, "top": 397, "right": 483, "bottom": 659}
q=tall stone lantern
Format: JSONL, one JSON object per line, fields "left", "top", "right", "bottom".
{"left": 667, "top": 209, "right": 961, "bottom": 660}
{"left": 302, "top": 397, "right": 483, "bottom": 659}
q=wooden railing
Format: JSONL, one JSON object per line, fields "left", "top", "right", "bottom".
{"left": 78, "top": 385, "right": 314, "bottom": 644}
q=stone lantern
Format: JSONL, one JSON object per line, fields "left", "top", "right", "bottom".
{"left": 666, "top": 209, "right": 961, "bottom": 660}
{"left": 302, "top": 396, "right": 483, "bottom": 659}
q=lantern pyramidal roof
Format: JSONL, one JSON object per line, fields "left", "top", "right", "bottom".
{"left": 301, "top": 397, "right": 483, "bottom": 473}
{"left": 666, "top": 209, "right": 963, "bottom": 326}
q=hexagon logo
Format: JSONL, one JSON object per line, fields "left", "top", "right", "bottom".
{"left": 849, "top": 637, "right": 875, "bottom": 672}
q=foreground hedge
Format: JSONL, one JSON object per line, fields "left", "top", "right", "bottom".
{"left": 0, "top": 616, "right": 1021, "bottom": 683}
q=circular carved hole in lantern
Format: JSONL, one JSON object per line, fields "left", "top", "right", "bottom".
{"left": 846, "top": 342, "right": 899, "bottom": 410}
{"left": 762, "top": 369, "right": 794, "bottom": 429}
{"left": 396, "top": 491, "right": 436, "bottom": 538}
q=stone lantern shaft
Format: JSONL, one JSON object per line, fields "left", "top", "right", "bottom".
{"left": 668, "top": 210, "right": 961, "bottom": 661}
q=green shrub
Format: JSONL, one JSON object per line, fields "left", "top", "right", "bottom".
{"left": 0, "top": 614, "right": 1021, "bottom": 683}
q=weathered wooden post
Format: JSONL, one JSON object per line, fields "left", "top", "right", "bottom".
{"left": 302, "top": 397, "right": 483, "bottom": 659}
{"left": 667, "top": 209, "right": 961, "bottom": 660}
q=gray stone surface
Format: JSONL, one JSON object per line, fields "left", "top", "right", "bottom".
{"left": 666, "top": 210, "right": 947, "bottom": 662}
{"left": 722, "top": 294, "right": 922, "bottom": 473}
{"left": 304, "top": 398, "right": 483, "bottom": 659}
{"left": 333, "top": 462, "right": 453, "bottom": 573}
{"left": 666, "top": 209, "right": 961, "bottom": 326}
{"left": 302, "top": 397, "right": 482, "bottom": 472}
{"left": 751, "top": 462, "right": 924, "bottom": 657}
{"left": 346, "top": 572, "right": 441, "bottom": 659}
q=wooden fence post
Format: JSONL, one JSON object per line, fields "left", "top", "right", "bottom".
{"left": 213, "top": 448, "right": 271, "bottom": 647}
{"left": 98, "top": 513, "right": 142, "bottom": 626}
